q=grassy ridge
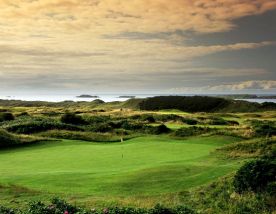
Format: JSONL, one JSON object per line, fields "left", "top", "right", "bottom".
{"left": 1, "top": 96, "right": 276, "bottom": 112}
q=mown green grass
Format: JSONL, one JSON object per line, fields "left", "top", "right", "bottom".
{"left": 0, "top": 135, "right": 241, "bottom": 207}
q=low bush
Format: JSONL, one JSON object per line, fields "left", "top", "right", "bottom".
{"left": 145, "top": 124, "right": 171, "bottom": 135}
{"left": 249, "top": 120, "right": 276, "bottom": 137}
{"left": 0, "top": 112, "right": 14, "bottom": 122}
{"left": 16, "top": 111, "right": 30, "bottom": 117}
{"left": 187, "top": 175, "right": 275, "bottom": 214}
{"left": 181, "top": 118, "right": 198, "bottom": 125}
{"left": 0, "top": 198, "right": 196, "bottom": 214}
{"left": 2, "top": 118, "right": 83, "bottom": 134}
{"left": 227, "top": 120, "right": 240, "bottom": 126}
{"left": 153, "top": 114, "right": 182, "bottom": 122}
{"left": 121, "top": 121, "right": 144, "bottom": 131}
{"left": 0, "top": 129, "right": 44, "bottom": 148}
{"left": 0, "top": 129, "right": 19, "bottom": 147}
{"left": 39, "top": 130, "right": 125, "bottom": 142}
{"left": 84, "top": 115, "right": 111, "bottom": 124}
{"left": 206, "top": 117, "right": 228, "bottom": 125}
{"left": 61, "top": 112, "right": 87, "bottom": 125}
{"left": 218, "top": 138, "right": 275, "bottom": 158}
{"left": 7, "top": 121, "right": 82, "bottom": 134}
{"left": 144, "top": 116, "right": 156, "bottom": 123}
{"left": 174, "top": 126, "right": 211, "bottom": 137}
{"left": 87, "top": 123, "right": 113, "bottom": 133}
{"left": 0, "top": 206, "right": 17, "bottom": 214}
{"left": 233, "top": 159, "right": 276, "bottom": 193}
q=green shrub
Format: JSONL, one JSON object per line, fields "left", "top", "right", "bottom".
{"left": 121, "top": 121, "right": 144, "bottom": 131}
{"left": 266, "top": 181, "right": 276, "bottom": 196}
{"left": 218, "top": 138, "right": 275, "bottom": 158}
{"left": 40, "top": 130, "right": 125, "bottom": 142}
{"left": 84, "top": 115, "right": 111, "bottom": 124}
{"left": 108, "top": 120, "right": 124, "bottom": 129}
{"left": 249, "top": 120, "right": 276, "bottom": 137}
{"left": 87, "top": 123, "right": 113, "bottom": 133}
{"left": 0, "top": 206, "right": 17, "bottom": 214}
{"left": 61, "top": 112, "right": 87, "bottom": 125}
{"left": 206, "top": 117, "right": 228, "bottom": 125}
{"left": 0, "top": 112, "right": 14, "bottom": 122}
{"left": 153, "top": 114, "right": 182, "bottom": 122}
{"left": 174, "top": 126, "right": 211, "bottom": 137}
{"left": 1, "top": 198, "right": 196, "bottom": 214}
{"left": 181, "top": 118, "right": 198, "bottom": 125}
{"left": 233, "top": 159, "right": 276, "bottom": 193}
{"left": 145, "top": 124, "right": 171, "bottom": 135}
{"left": 228, "top": 120, "right": 239, "bottom": 126}
{"left": 6, "top": 121, "right": 82, "bottom": 134}
{"left": 16, "top": 112, "right": 30, "bottom": 117}
{"left": 0, "top": 129, "right": 19, "bottom": 147}
{"left": 144, "top": 116, "right": 155, "bottom": 123}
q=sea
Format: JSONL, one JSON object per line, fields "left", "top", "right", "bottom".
{"left": 0, "top": 94, "right": 275, "bottom": 103}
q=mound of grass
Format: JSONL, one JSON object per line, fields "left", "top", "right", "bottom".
{"left": 0, "top": 129, "right": 45, "bottom": 148}
{"left": 61, "top": 112, "right": 87, "bottom": 125}
{"left": 144, "top": 124, "right": 171, "bottom": 134}
{"left": 0, "top": 112, "right": 14, "bottom": 122}
{"left": 218, "top": 138, "right": 276, "bottom": 158}
{"left": 186, "top": 175, "right": 275, "bottom": 214}
{"left": 233, "top": 158, "right": 276, "bottom": 193}
{"left": 249, "top": 120, "right": 276, "bottom": 137}
{"left": 0, "top": 129, "right": 19, "bottom": 147}
{"left": 38, "top": 130, "right": 135, "bottom": 142}
{"left": 139, "top": 96, "right": 230, "bottom": 112}
{"left": 174, "top": 126, "right": 213, "bottom": 137}
{"left": 1, "top": 116, "right": 83, "bottom": 134}
{"left": 123, "top": 98, "right": 144, "bottom": 109}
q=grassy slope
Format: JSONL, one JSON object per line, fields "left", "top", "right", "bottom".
{"left": 0, "top": 135, "right": 241, "bottom": 208}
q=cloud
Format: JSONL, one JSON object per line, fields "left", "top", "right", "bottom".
{"left": 211, "top": 80, "right": 276, "bottom": 90}
{"left": 169, "top": 80, "right": 276, "bottom": 93}
{"left": 0, "top": 0, "right": 275, "bottom": 93}
{"left": 1, "top": 0, "right": 276, "bottom": 35}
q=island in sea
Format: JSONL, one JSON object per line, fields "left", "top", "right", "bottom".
{"left": 76, "top": 94, "right": 99, "bottom": 98}
{"left": 118, "top": 95, "right": 136, "bottom": 98}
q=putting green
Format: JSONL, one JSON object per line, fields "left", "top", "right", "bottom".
{"left": 0, "top": 135, "right": 240, "bottom": 197}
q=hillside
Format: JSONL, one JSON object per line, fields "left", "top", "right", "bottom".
{"left": 137, "top": 96, "right": 276, "bottom": 112}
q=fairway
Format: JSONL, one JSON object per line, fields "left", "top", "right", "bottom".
{"left": 0, "top": 135, "right": 240, "bottom": 199}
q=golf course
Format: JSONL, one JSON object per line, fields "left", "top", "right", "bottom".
{"left": 0, "top": 96, "right": 275, "bottom": 213}
{"left": 0, "top": 135, "right": 240, "bottom": 199}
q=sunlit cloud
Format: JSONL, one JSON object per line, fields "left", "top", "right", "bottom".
{"left": 169, "top": 80, "right": 276, "bottom": 93}
{"left": 0, "top": 0, "right": 275, "bottom": 93}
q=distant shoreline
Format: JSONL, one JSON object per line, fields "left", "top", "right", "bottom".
{"left": 76, "top": 95, "right": 99, "bottom": 98}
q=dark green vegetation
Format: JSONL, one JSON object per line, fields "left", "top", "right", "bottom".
{"left": 0, "top": 96, "right": 275, "bottom": 213}
{"left": 1, "top": 95, "right": 276, "bottom": 112}
{"left": 233, "top": 158, "right": 276, "bottom": 193}
{"left": 138, "top": 96, "right": 276, "bottom": 112}
{"left": 0, "top": 198, "right": 195, "bottom": 214}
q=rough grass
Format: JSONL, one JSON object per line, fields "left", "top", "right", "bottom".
{"left": 217, "top": 137, "right": 276, "bottom": 158}
{"left": 0, "top": 135, "right": 241, "bottom": 208}
{"left": 184, "top": 175, "right": 275, "bottom": 214}
{"left": 37, "top": 130, "right": 138, "bottom": 142}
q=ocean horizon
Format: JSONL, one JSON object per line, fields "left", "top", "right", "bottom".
{"left": 0, "top": 94, "right": 275, "bottom": 104}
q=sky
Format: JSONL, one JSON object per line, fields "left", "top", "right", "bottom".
{"left": 0, "top": 0, "right": 276, "bottom": 95}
